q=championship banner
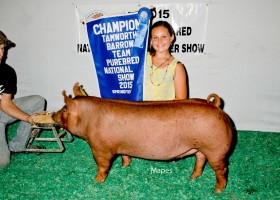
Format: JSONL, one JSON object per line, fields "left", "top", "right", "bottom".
{"left": 76, "top": 3, "right": 208, "bottom": 55}
{"left": 74, "top": 3, "right": 208, "bottom": 99}
{"left": 86, "top": 7, "right": 151, "bottom": 100}
{"left": 151, "top": 3, "right": 208, "bottom": 54}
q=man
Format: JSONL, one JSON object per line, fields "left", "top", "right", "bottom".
{"left": 0, "top": 30, "right": 46, "bottom": 168}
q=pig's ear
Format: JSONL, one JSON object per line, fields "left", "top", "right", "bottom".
{"left": 73, "top": 82, "right": 82, "bottom": 97}
{"left": 62, "top": 90, "right": 72, "bottom": 103}
{"left": 62, "top": 90, "right": 67, "bottom": 97}
{"left": 74, "top": 82, "right": 79, "bottom": 87}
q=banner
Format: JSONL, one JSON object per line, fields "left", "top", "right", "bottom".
{"left": 86, "top": 7, "right": 151, "bottom": 100}
{"left": 76, "top": 3, "right": 208, "bottom": 55}
{"left": 74, "top": 3, "right": 208, "bottom": 99}
{"left": 151, "top": 3, "right": 208, "bottom": 54}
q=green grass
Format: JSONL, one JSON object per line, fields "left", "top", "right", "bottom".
{"left": 0, "top": 123, "right": 279, "bottom": 200}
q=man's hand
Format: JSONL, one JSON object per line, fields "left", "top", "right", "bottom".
{"left": 27, "top": 115, "right": 34, "bottom": 124}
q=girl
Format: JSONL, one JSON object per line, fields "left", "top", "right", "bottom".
{"left": 144, "top": 21, "right": 188, "bottom": 100}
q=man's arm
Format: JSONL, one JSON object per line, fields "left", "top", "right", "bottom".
{"left": 0, "top": 93, "right": 33, "bottom": 123}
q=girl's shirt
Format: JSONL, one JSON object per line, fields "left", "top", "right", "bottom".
{"left": 143, "top": 52, "right": 178, "bottom": 100}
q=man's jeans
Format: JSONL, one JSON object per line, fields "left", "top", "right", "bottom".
{"left": 0, "top": 95, "right": 46, "bottom": 168}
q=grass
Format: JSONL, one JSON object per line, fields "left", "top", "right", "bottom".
{"left": 0, "top": 123, "right": 279, "bottom": 200}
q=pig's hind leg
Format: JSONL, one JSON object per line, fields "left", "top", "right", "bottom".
{"left": 207, "top": 155, "right": 228, "bottom": 194}
{"left": 190, "top": 151, "right": 207, "bottom": 179}
{"left": 190, "top": 151, "right": 228, "bottom": 194}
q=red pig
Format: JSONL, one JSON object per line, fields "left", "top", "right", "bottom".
{"left": 52, "top": 83, "right": 233, "bottom": 193}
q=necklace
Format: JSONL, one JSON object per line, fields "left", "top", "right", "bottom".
{"left": 149, "top": 55, "right": 171, "bottom": 86}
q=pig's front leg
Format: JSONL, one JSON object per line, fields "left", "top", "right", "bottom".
{"left": 121, "top": 155, "right": 131, "bottom": 166}
{"left": 92, "top": 151, "right": 114, "bottom": 182}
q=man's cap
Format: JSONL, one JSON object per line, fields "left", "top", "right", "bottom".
{"left": 0, "top": 31, "right": 16, "bottom": 48}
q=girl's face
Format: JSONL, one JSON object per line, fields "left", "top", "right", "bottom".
{"left": 151, "top": 26, "right": 174, "bottom": 53}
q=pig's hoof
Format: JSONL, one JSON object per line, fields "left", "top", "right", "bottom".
{"left": 122, "top": 161, "right": 130, "bottom": 167}
{"left": 189, "top": 173, "right": 201, "bottom": 180}
{"left": 214, "top": 188, "right": 223, "bottom": 194}
{"left": 94, "top": 175, "right": 106, "bottom": 183}
{"left": 214, "top": 184, "right": 225, "bottom": 194}
{"left": 122, "top": 155, "right": 131, "bottom": 166}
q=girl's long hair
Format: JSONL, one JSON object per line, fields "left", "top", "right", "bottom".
{"left": 148, "top": 20, "right": 176, "bottom": 56}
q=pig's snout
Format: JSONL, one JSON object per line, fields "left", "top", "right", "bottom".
{"left": 52, "top": 110, "right": 67, "bottom": 129}
{"left": 51, "top": 112, "right": 56, "bottom": 121}
{"left": 51, "top": 112, "right": 61, "bottom": 126}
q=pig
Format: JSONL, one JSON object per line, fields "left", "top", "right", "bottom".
{"left": 52, "top": 83, "right": 233, "bottom": 194}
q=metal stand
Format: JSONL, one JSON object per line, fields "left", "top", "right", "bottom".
{"left": 25, "top": 123, "right": 73, "bottom": 153}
